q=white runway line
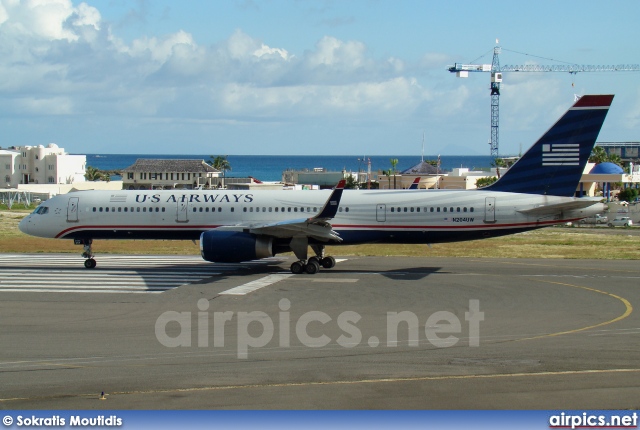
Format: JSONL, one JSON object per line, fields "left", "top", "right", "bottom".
{"left": 219, "top": 274, "right": 294, "bottom": 295}
{"left": 0, "top": 254, "right": 278, "bottom": 294}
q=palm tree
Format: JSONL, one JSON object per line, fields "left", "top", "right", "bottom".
{"left": 208, "top": 156, "right": 232, "bottom": 188}
{"left": 84, "top": 166, "right": 103, "bottom": 181}
{"left": 589, "top": 146, "right": 623, "bottom": 167}
{"left": 589, "top": 146, "right": 608, "bottom": 164}
{"left": 382, "top": 170, "right": 391, "bottom": 189}
{"left": 390, "top": 158, "right": 399, "bottom": 189}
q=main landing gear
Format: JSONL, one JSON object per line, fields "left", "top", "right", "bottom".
{"left": 80, "top": 238, "right": 96, "bottom": 269}
{"left": 288, "top": 239, "right": 336, "bottom": 275}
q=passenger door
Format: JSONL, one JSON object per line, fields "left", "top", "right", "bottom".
{"left": 484, "top": 197, "right": 496, "bottom": 223}
{"left": 177, "top": 200, "right": 189, "bottom": 223}
{"left": 67, "top": 197, "right": 79, "bottom": 222}
{"left": 376, "top": 204, "right": 386, "bottom": 222}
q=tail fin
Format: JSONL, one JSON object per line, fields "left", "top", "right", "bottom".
{"left": 408, "top": 177, "right": 421, "bottom": 189}
{"left": 484, "top": 95, "right": 614, "bottom": 196}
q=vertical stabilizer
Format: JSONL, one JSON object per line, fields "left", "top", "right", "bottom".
{"left": 484, "top": 95, "right": 614, "bottom": 196}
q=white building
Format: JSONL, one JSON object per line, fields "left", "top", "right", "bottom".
{"left": 0, "top": 144, "right": 86, "bottom": 188}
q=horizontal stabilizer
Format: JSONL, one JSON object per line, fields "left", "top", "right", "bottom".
{"left": 517, "top": 199, "right": 604, "bottom": 216}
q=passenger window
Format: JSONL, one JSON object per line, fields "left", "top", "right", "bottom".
{"left": 118, "top": 207, "right": 122, "bottom": 212}
{"left": 410, "top": 207, "right": 414, "bottom": 212}
{"left": 457, "top": 207, "right": 461, "bottom": 212}
{"left": 437, "top": 207, "right": 440, "bottom": 213}
{"left": 463, "top": 207, "right": 467, "bottom": 212}
{"left": 199, "top": 207, "right": 203, "bottom": 212}
{"left": 443, "top": 207, "right": 447, "bottom": 212}
{"left": 92, "top": 207, "right": 96, "bottom": 212}
{"left": 338, "top": 207, "right": 343, "bottom": 212}
{"left": 230, "top": 208, "right": 234, "bottom": 212}
{"left": 345, "top": 207, "right": 349, "bottom": 212}
{"left": 136, "top": 207, "right": 140, "bottom": 212}
{"left": 192, "top": 208, "right": 196, "bottom": 212}
{"left": 470, "top": 207, "right": 474, "bottom": 213}
{"left": 275, "top": 207, "right": 279, "bottom": 212}
{"left": 391, "top": 207, "right": 395, "bottom": 212}
{"left": 106, "top": 207, "right": 110, "bottom": 212}
{"left": 143, "top": 207, "right": 147, "bottom": 212}
{"left": 162, "top": 207, "right": 166, "bottom": 212}
{"left": 403, "top": 207, "right": 407, "bottom": 212}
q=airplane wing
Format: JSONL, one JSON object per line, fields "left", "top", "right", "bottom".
{"left": 213, "top": 180, "right": 346, "bottom": 242}
{"left": 517, "top": 199, "right": 603, "bottom": 216}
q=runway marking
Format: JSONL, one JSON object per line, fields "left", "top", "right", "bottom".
{"left": 218, "top": 259, "right": 348, "bottom": 295}
{"left": 3, "top": 368, "right": 640, "bottom": 403}
{"left": 0, "top": 254, "right": 280, "bottom": 294}
{"left": 219, "top": 274, "right": 294, "bottom": 295}
{"left": 515, "top": 279, "right": 634, "bottom": 341}
{"left": 304, "top": 278, "right": 359, "bottom": 283}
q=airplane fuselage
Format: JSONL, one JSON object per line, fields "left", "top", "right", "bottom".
{"left": 20, "top": 188, "right": 604, "bottom": 245}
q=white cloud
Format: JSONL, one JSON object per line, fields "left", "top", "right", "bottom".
{"left": 0, "top": 0, "right": 100, "bottom": 41}
{"left": 305, "top": 36, "right": 369, "bottom": 70}
{"left": 129, "top": 30, "right": 196, "bottom": 64}
{"left": 0, "top": 2, "right": 440, "bottom": 129}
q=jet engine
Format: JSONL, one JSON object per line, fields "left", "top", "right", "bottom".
{"left": 200, "top": 231, "right": 274, "bottom": 263}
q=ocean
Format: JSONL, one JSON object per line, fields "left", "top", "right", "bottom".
{"left": 84, "top": 154, "right": 495, "bottom": 182}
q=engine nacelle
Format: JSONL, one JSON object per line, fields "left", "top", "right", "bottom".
{"left": 200, "top": 231, "right": 274, "bottom": 263}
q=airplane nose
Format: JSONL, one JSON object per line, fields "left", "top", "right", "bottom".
{"left": 18, "top": 215, "right": 32, "bottom": 235}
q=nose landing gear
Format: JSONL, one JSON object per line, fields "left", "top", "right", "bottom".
{"left": 80, "top": 238, "right": 96, "bottom": 269}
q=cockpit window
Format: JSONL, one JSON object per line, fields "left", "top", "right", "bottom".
{"left": 33, "top": 206, "right": 49, "bottom": 215}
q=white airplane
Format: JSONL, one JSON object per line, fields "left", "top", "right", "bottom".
{"left": 20, "top": 95, "right": 613, "bottom": 274}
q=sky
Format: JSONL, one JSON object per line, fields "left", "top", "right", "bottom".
{"left": 1, "top": 0, "right": 639, "bottom": 156}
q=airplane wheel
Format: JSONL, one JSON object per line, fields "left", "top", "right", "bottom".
{"left": 321, "top": 256, "right": 336, "bottom": 269}
{"left": 84, "top": 258, "right": 97, "bottom": 269}
{"left": 305, "top": 260, "right": 320, "bottom": 275}
{"left": 290, "top": 261, "right": 304, "bottom": 274}
{"left": 308, "top": 256, "right": 320, "bottom": 266}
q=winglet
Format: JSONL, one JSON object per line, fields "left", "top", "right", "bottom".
{"left": 408, "top": 177, "right": 421, "bottom": 189}
{"left": 311, "top": 180, "right": 346, "bottom": 221}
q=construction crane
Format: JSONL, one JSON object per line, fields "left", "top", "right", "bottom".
{"left": 448, "top": 43, "right": 640, "bottom": 158}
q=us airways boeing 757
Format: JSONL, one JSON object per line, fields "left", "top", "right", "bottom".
{"left": 19, "top": 95, "right": 613, "bottom": 274}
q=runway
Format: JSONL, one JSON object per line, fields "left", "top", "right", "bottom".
{"left": 0, "top": 253, "right": 638, "bottom": 409}
{"left": 0, "top": 254, "right": 286, "bottom": 294}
